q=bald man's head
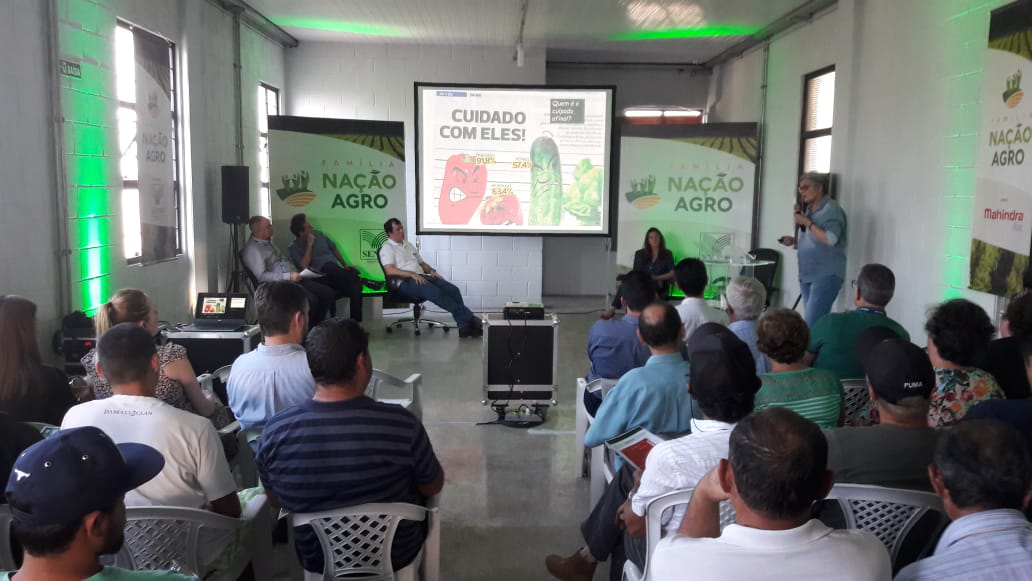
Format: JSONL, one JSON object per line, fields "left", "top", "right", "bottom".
{"left": 638, "top": 302, "right": 683, "bottom": 348}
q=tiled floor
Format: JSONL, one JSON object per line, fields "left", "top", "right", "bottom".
{"left": 366, "top": 295, "right": 611, "bottom": 580}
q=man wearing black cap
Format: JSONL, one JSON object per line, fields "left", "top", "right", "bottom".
{"left": 2, "top": 426, "right": 186, "bottom": 580}
{"left": 545, "top": 323, "right": 761, "bottom": 581}
{"left": 824, "top": 337, "right": 939, "bottom": 490}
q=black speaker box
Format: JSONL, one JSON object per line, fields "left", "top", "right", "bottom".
{"left": 221, "top": 165, "right": 250, "bottom": 224}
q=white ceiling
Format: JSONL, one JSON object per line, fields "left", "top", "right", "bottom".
{"left": 247, "top": 0, "right": 816, "bottom": 63}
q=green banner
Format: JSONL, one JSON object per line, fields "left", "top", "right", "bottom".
{"left": 268, "top": 117, "right": 406, "bottom": 289}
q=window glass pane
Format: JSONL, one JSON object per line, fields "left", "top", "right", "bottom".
{"left": 121, "top": 188, "right": 142, "bottom": 259}
{"left": 120, "top": 142, "right": 138, "bottom": 182}
{"left": 804, "top": 71, "right": 835, "bottom": 131}
{"left": 117, "top": 107, "right": 137, "bottom": 155}
{"left": 802, "top": 136, "right": 832, "bottom": 173}
{"left": 260, "top": 186, "right": 270, "bottom": 218}
{"left": 115, "top": 26, "right": 136, "bottom": 103}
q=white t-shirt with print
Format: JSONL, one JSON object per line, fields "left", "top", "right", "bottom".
{"left": 62, "top": 394, "right": 237, "bottom": 508}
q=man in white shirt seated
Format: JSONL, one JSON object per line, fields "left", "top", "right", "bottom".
{"left": 379, "top": 217, "right": 482, "bottom": 338}
{"left": 62, "top": 323, "right": 241, "bottom": 518}
{"left": 227, "top": 280, "right": 316, "bottom": 432}
{"left": 673, "top": 258, "right": 729, "bottom": 342}
{"left": 724, "top": 276, "right": 770, "bottom": 375}
{"left": 651, "top": 407, "right": 891, "bottom": 581}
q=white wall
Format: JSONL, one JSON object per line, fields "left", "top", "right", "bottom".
{"left": 0, "top": 1, "right": 61, "bottom": 345}
{"left": 286, "top": 42, "right": 547, "bottom": 309}
{"left": 52, "top": 0, "right": 285, "bottom": 325}
{"left": 709, "top": 0, "right": 1007, "bottom": 342}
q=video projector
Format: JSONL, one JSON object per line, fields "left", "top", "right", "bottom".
{"left": 502, "top": 301, "right": 545, "bottom": 320}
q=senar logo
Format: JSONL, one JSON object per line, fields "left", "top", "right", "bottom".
{"left": 276, "top": 170, "right": 317, "bottom": 207}
{"left": 1004, "top": 70, "right": 1024, "bottom": 108}
{"left": 625, "top": 174, "right": 660, "bottom": 209}
{"left": 360, "top": 229, "right": 389, "bottom": 262}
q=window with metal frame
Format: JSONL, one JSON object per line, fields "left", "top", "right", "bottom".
{"left": 798, "top": 66, "right": 836, "bottom": 176}
{"left": 258, "top": 82, "right": 280, "bottom": 218}
{"left": 115, "top": 21, "right": 182, "bottom": 264}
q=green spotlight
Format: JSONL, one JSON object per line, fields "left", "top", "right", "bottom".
{"left": 611, "top": 25, "right": 759, "bottom": 41}
{"left": 274, "top": 18, "right": 403, "bottom": 37}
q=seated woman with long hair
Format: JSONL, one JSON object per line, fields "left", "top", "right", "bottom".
{"left": 602, "top": 227, "right": 675, "bottom": 319}
{"left": 0, "top": 295, "right": 77, "bottom": 424}
{"left": 755, "top": 308, "right": 844, "bottom": 428}
{"left": 81, "top": 289, "right": 233, "bottom": 428}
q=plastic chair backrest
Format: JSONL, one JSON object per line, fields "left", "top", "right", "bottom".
{"left": 825, "top": 483, "right": 945, "bottom": 565}
{"left": 367, "top": 370, "right": 423, "bottom": 422}
{"left": 291, "top": 502, "right": 431, "bottom": 581}
{"left": 114, "top": 505, "right": 249, "bottom": 577}
{"left": 632, "top": 488, "right": 736, "bottom": 581}
{"left": 841, "top": 379, "right": 870, "bottom": 424}
{"left": 0, "top": 508, "right": 16, "bottom": 571}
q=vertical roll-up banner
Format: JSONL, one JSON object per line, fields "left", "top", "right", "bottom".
{"left": 616, "top": 123, "right": 759, "bottom": 294}
{"left": 268, "top": 116, "right": 406, "bottom": 288}
{"left": 970, "top": 1, "right": 1032, "bottom": 296}
{"left": 135, "top": 32, "right": 176, "bottom": 263}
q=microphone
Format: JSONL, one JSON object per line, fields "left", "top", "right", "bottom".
{"left": 794, "top": 203, "right": 806, "bottom": 232}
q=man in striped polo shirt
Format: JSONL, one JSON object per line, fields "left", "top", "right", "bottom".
{"left": 256, "top": 318, "right": 445, "bottom": 574}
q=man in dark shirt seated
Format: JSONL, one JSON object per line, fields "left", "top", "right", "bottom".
{"left": 978, "top": 292, "right": 1032, "bottom": 399}
{"left": 256, "top": 318, "right": 445, "bottom": 574}
{"left": 967, "top": 334, "right": 1032, "bottom": 449}
{"left": 583, "top": 270, "right": 654, "bottom": 415}
{"left": 824, "top": 337, "right": 940, "bottom": 490}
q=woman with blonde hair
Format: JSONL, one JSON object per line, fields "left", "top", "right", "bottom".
{"left": 82, "top": 289, "right": 232, "bottom": 428}
{"left": 0, "top": 295, "right": 76, "bottom": 424}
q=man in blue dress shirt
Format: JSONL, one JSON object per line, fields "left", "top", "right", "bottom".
{"left": 894, "top": 419, "right": 1032, "bottom": 580}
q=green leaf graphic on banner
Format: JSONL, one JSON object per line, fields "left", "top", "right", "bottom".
{"left": 328, "top": 134, "right": 405, "bottom": 161}
{"left": 672, "top": 137, "right": 758, "bottom": 162}
{"left": 989, "top": 29, "right": 1032, "bottom": 62}
{"left": 970, "top": 238, "right": 1029, "bottom": 296}
{"left": 362, "top": 230, "right": 389, "bottom": 250}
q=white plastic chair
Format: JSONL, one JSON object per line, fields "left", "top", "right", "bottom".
{"left": 289, "top": 495, "right": 440, "bottom": 581}
{"left": 575, "top": 378, "right": 619, "bottom": 508}
{"left": 623, "top": 488, "right": 736, "bottom": 581}
{"left": 841, "top": 379, "right": 870, "bottom": 425}
{"left": 24, "top": 422, "right": 60, "bottom": 438}
{"left": 368, "top": 370, "right": 424, "bottom": 422}
{"left": 197, "top": 365, "right": 234, "bottom": 403}
{"left": 0, "top": 508, "right": 16, "bottom": 571}
{"left": 217, "top": 420, "right": 262, "bottom": 488}
{"left": 113, "top": 496, "right": 273, "bottom": 581}
{"left": 825, "top": 483, "right": 946, "bottom": 569}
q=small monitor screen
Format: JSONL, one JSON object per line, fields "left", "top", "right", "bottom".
{"left": 201, "top": 297, "right": 227, "bottom": 315}
{"left": 195, "top": 293, "right": 248, "bottom": 320}
{"left": 230, "top": 297, "right": 247, "bottom": 309}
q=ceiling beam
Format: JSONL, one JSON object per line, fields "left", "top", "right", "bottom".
{"left": 216, "top": 0, "right": 300, "bottom": 48}
{"left": 704, "top": 0, "right": 838, "bottom": 67}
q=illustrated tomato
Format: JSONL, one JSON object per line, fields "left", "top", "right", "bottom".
{"left": 480, "top": 194, "right": 524, "bottom": 225}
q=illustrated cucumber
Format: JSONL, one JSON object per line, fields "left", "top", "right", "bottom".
{"left": 529, "top": 136, "right": 562, "bottom": 225}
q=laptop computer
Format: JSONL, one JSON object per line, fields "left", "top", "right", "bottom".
{"left": 178, "top": 292, "right": 249, "bottom": 331}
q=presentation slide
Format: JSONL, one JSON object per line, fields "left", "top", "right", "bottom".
{"left": 416, "top": 84, "right": 614, "bottom": 235}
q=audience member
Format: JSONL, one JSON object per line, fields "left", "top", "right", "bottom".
{"left": 601, "top": 227, "right": 675, "bottom": 319}
{"left": 965, "top": 334, "right": 1032, "bottom": 450}
{"left": 0, "top": 412, "right": 42, "bottom": 484}
{"left": 978, "top": 291, "right": 1032, "bottom": 399}
{"left": 723, "top": 277, "right": 770, "bottom": 375}
{"left": 807, "top": 263, "right": 909, "bottom": 379}
{"left": 242, "top": 215, "right": 336, "bottom": 326}
{"left": 288, "top": 213, "right": 382, "bottom": 322}
{"left": 583, "top": 270, "right": 655, "bottom": 415}
{"left": 63, "top": 324, "right": 241, "bottom": 519}
{"left": 672, "top": 258, "right": 729, "bottom": 341}
{"left": 227, "top": 281, "right": 316, "bottom": 431}
{"left": 545, "top": 324, "right": 760, "bottom": 581}
{"left": 925, "top": 299, "right": 1004, "bottom": 427}
{"left": 379, "top": 217, "right": 482, "bottom": 338}
{"left": 651, "top": 408, "right": 891, "bottom": 581}
{"left": 3, "top": 426, "right": 188, "bottom": 580}
{"left": 825, "top": 338, "right": 939, "bottom": 490}
{"left": 0, "top": 295, "right": 76, "bottom": 424}
{"left": 257, "top": 318, "right": 444, "bottom": 575}
{"left": 755, "top": 308, "right": 844, "bottom": 428}
{"left": 584, "top": 302, "right": 697, "bottom": 469}
{"left": 81, "top": 289, "right": 232, "bottom": 429}
{"left": 894, "top": 420, "right": 1032, "bottom": 580}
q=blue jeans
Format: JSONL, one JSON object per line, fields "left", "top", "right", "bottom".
{"left": 800, "top": 275, "right": 843, "bottom": 327}
{"left": 397, "top": 277, "right": 474, "bottom": 328}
